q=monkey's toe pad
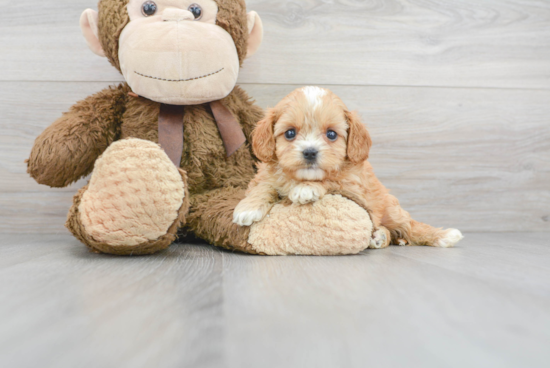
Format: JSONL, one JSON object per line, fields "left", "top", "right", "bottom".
{"left": 248, "top": 195, "right": 373, "bottom": 256}
{"left": 79, "top": 139, "right": 185, "bottom": 247}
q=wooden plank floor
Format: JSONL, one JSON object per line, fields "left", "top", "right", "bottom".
{"left": 1, "top": 233, "right": 549, "bottom": 368}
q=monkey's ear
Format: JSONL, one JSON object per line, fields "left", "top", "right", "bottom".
{"left": 80, "top": 9, "right": 106, "bottom": 57}
{"left": 346, "top": 110, "right": 372, "bottom": 163}
{"left": 246, "top": 11, "right": 263, "bottom": 58}
{"left": 252, "top": 108, "right": 278, "bottom": 163}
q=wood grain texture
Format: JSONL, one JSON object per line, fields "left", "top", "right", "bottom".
{"left": 222, "top": 232, "right": 550, "bottom": 368}
{"left": 0, "top": 234, "right": 225, "bottom": 368}
{"left": 1, "top": 81, "right": 548, "bottom": 234}
{"left": 0, "top": 233, "right": 549, "bottom": 368}
{"left": 0, "top": 1, "right": 549, "bottom": 89}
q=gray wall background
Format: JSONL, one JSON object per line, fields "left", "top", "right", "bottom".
{"left": 0, "top": 0, "right": 549, "bottom": 234}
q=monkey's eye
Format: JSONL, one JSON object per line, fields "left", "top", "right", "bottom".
{"left": 188, "top": 4, "right": 203, "bottom": 20}
{"left": 327, "top": 130, "right": 338, "bottom": 141}
{"left": 141, "top": 1, "right": 157, "bottom": 17}
{"left": 285, "top": 129, "right": 297, "bottom": 141}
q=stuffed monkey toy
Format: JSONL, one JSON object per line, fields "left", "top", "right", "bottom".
{"left": 27, "top": 0, "right": 374, "bottom": 256}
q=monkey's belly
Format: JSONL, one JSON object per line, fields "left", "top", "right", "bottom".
{"left": 248, "top": 194, "right": 373, "bottom": 256}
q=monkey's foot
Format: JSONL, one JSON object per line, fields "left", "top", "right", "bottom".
{"left": 248, "top": 195, "right": 374, "bottom": 256}
{"left": 66, "top": 138, "right": 189, "bottom": 256}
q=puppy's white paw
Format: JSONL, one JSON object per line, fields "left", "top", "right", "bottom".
{"left": 289, "top": 185, "right": 321, "bottom": 204}
{"left": 233, "top": 209, "right": 265, "bottom": 227}
{"left": 369, "top": 229, "right": 388, "bottom": 249}
{"left": 435, "top": 229, "right": 464, "bottom": 248}
{"left": 397, "top": 239, "right": 409, "bottom": 246}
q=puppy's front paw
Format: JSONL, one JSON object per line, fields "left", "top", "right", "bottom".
{"left": 289, "top": 185, "right": 322, "bottom": 204}
{"left": 435, "top": 229, "right": 464, "bottom": 248}
{"left": 233, "top": 209, "right": 265, "bottom": 227}
{"left": 233, "top": 199, "right": 270, "bottom": 227}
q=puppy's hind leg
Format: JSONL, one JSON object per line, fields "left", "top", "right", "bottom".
{"left": 409, "top": 220, "right": 463, "bottom": 248}
{"left": 381, "top": 195, "right": 463, "bottom": 248}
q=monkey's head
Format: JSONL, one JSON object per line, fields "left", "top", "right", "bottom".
{"left": 81, "top": 0, "right": 263, "bottom": 105}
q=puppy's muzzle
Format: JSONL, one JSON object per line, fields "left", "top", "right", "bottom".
{"left": 303, "top": 148, "right": 318, "bottom": 163}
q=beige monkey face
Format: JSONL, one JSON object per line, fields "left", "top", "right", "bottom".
{"left": 119, "top": 0, "right": 239, "bottom": 105}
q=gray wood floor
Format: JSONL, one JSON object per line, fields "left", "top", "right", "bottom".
{"left": 1, "top": 1, "right": 549, "bottom": 367}
{"left": 1, "top": 233, "right": 549, "bottom": 368}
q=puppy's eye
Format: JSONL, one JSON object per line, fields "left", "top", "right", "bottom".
{"left": 188, "top": 4, "right": 203, "bottom": 20}
{"left": 327, "top": 130, "right": 338, "bottom": 141}
{"left": 141, "top": 1, "right": 157, "bottom": 17}
{"left": 285, "top": 129, "right": 297, "bottom": 140}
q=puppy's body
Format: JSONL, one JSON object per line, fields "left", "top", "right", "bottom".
{"left": 234, "top": 87, "right": 463, "bottom": 248}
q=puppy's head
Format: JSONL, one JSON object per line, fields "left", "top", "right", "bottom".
{"left": 253, "top": 86, "right": 371, "bottom": 181}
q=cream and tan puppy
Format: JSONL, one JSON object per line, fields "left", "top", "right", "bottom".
{"left": 234, "top": 87, "right": 463, "bottom": 248}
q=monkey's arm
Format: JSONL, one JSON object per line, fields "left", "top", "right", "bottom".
{"left": 27, "top": 84, "right": 129, "bottom": 188}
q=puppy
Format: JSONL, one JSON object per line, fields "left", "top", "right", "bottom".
{"left": 233, "top": 86, "right": 463, "bottom": 248}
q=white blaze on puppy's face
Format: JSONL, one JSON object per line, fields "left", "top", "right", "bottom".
{"left": 272, "top": 87, "right": 350, "bottom": 181}
{"left": 302, "top": 86, "right": 327, "bottom": 111}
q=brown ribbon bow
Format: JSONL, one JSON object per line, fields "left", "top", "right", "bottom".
{"left": 130, "top": 92, "right": 247, "bottom": 166}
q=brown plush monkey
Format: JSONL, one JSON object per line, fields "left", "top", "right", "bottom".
{"left": 28, "top": 0, "right": 375, "bottom": 256}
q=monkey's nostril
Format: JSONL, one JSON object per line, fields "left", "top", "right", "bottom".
{"left": 303, "top": 148, "right": 318, "bottom": 161}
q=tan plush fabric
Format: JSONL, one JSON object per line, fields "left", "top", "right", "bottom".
{"left": 97, "top": 0, "right": 250, "bottom": 71}
{"left": 118, "top": 5, "right": 241, "bottom": 105}
{"left": 67, "top": 181, "right": 189, "bottom": 256}
{"left": 79, "top": 139, "right": 185, "bottom": 247}
{"left": 249, "top": 195, "right": 373, "bottom": 256}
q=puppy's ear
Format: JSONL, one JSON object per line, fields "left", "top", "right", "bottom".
{"left": 346, "top": 110, "right": 372, "bottom": 163}
{"left": 253, "top": 108, "right": 278, "bottom": 162}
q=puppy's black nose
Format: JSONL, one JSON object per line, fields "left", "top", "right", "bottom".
{"left": 303, "top": 148, "right": 318, "bottom": 162}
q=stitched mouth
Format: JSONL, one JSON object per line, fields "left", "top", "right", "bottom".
{"left": 134, "top": 68, "right": 224, "bottom": 82}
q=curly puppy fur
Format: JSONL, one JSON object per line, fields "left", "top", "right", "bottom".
{"left": 235, "top": 87, "right": 463, "bottom": 248}
{"left": 28, "top": 0, "right": 264, "bottom": 255}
